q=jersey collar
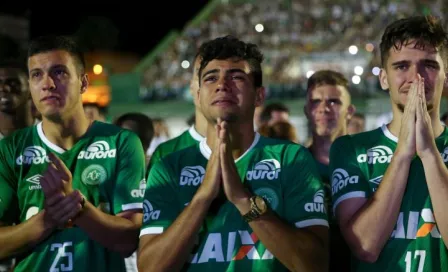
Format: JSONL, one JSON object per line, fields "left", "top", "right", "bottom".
{"left": 188, "top": 125, "right": 205, "bottom": 142}
{"left": 199, "top": 132, "right": 260, "bottom": 163}
{"left": 381, "top": 124, "right": 398, "bottom": 143}
{"left": 37, "top": 122, "right": 66, "bottom": 154}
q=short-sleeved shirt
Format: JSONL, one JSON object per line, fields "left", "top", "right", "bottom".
{"left": 0, "top": 121, "right": 146, "bottom": 272}
{"left": 330, "top": 124, "right": 448, "bottom": 272}
{"left": 140, "top": 133, "right": 328, "bottom": 271}
{"left": 146, "top": 126, "right": 204, "bottom": 176}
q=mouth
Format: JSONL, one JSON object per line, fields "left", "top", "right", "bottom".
{"left": 212, "top": 98, "right": 237, "bottom": 106}
{"left": 40, "top": 95, "right": 61, "bottom": 102}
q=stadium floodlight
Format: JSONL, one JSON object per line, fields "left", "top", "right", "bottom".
{"left": 255, "top": 24, "right": 264, "bottom": 33}
{"left": 306, "top": 70, "right": 315, "bottom": 78}
{"left": 93, "top": 64, "right": 103, "bottom": 75}
{"left": 181, "top": 60, "right": 190, "bottom": 69}
{"left": 352, "top": 75, "right": 361, "bottom": 84}
{"left": 372, "top": 67, "right": 381, "bottom": 76}
{"left": 365, "top": 43, "right": 374, "bottom": 52}
{"left": 354, "top": 66, "right": 364, "bottom": 76}
{"left": 349, "top": 45, "right": 358, "bottom": 55}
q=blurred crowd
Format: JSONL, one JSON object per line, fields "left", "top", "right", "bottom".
{"left": 140, "top": 0, "right": 448, "bottom": 102}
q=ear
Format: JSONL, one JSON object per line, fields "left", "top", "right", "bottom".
{"left": 255, "top": 86, "right": 265, "bottom": 107}
{"left": 303, "top": 103, "right": 310, "bottom": 119}
{"left": 81, "top": 74, "right": 89, "bottom": 94}
{"left": 379, "top": 68, "right": 389, "bottom": 91}
{"left": 347, "top": 104, "right": 356, "bottom": 120}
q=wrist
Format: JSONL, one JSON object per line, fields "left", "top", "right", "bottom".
{"left": 233, "top": 193, "right": 252, "bottom": 215}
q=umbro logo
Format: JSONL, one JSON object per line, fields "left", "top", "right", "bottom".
{"left": 26, "top": 174, "right": 43, "bottom": 190}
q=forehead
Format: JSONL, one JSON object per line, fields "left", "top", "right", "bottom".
{"left": 387, "top": 41, "right": 443, "bottom": 65}
{"left": 309, "top": 84, "right": 347, "bottom": 98}
{"left": 28, "top": 50, "right": 77, "bottom": 71}
{"left": 202, "top": 59, "right": 251, "bottom": 75}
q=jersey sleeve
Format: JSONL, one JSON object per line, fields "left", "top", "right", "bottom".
{"left": 0, "top": 139, "right": 17, "bottom": 223}
{"left": 283, "top": 146, "right": 329, "bottom": 229}
{"left": 329, "top": 135, "right": 370, "bottom": 215}
{"left": 140, "top": 159, "right": 180, "bottom": 237}
{"left": 110, "top": 131, "right": 147, "bottom": 215}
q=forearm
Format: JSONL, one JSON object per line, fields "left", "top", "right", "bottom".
{"left": 73, "top": 201, "right": 141, "bottom": 257}
{"left": 421, "top": 151, "right": 448, "bottom": 246}
{"left": 0, "top": 211, "right": 54, "bottom": 259}
{"left": 249, "top": 212, "right": 327, "bottom": 272}
{"left": 138, "top": 195, "right": 212, "bottom": 272}
{"left": 347, "top": 154, "right": 411, "bottom": 261}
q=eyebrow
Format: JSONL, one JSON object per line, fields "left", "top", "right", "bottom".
{"left": 202, "top": 68, "right": 248, "bottom": 79}
{"left": 391, "top": 59, "right": 440, "bottom": 66}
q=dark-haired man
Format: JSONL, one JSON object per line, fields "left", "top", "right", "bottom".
{"left": 304, "top": 69, "right": 355, "bottom": 271}
{"left": 331, "top": 15, "right": 448, "bottom": 271}
{"left": 0, "top": 35, "right": 145, "bottom": 272}
{"left": 0, "top": 61, "right": 34, "bottom": 140}
{"left": 138, "top": 36, "right": 329, "bottom": 271}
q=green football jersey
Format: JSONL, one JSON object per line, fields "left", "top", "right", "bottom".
{"left": 147, "top": 126, "right": 204, "bottom": 174}
{"left": 140, "top": 133, "right": 328, "bottom": 271}
{"left": 330, "top": 124, "right": 448, "bottom": 272}
{"left": 0, "top": 121, "right": 146, "bottom": 272}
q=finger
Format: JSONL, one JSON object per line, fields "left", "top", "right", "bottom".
{"left": 421, "top": 78, "right": 427, "bottom": 111}
{"left": 50, "top": 192, "right": 82, "bottom": 222}
{"left": 48, "top": 153, "right": 71, "bottom": 181}
{"left": 39, "top": 176, "right": 53, "bottom": 196}
{"left": 47, "top": 165, "right": 64, "bottom": 190}
{"left": 45, "top": 192, "right": 65, "bottom": 207}
{"left": 58, "top": 204, "right": 82, "bottom": 226}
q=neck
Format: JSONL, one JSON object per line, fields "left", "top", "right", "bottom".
{"left": 42, "top": 111, "right": 91, "bottom": 151}
{"left": 206, "top": 120, "right": 255, "bottom": 160}
{"left": 0, "top": 106, "right": 34, "bottom": 137}
{"left": 388, "top": 104, "right": 444, "bottom": 139}
{"left": 309, "top": 128, "right": 346, "bottom": 165}
{"left": 194, "top": 109, "right": 208, "bottom": 137}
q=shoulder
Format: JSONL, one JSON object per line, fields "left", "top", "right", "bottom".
{"left": 332, "top": 128, "right": 383, "bottom": 151}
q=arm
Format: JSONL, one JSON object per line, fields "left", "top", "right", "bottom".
{"left": 330, "top": 136, "right": 412, "bottom": 263}
{"left": 0, "top": 212, "right": 54, "bottom": 259}
{"left": 74, "top": 206, "right": 142, "bottom": 257}
{"left": 421, "top": 149, "right": 448, "bottom": 246}
{"left": 235, "top": 198, "right": 328, "bottom": 272}
{"left": 233, "top": 148, "right": 328, "bottom": 272}
{"left": 138, "top": 194, "right": 211, "bottom": 272}
{"left": 74, "top": 132, "right": 146, "bottom": 257}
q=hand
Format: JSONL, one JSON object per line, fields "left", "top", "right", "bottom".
{"left": 44, "top": 190, "right": 84, "bottom": 228}
{"left": 195, "top": 121, "right": 222, "bottom": 202}
{"left": 416, "top": 76, "right": 437, "bottom": 158}
{"left": 396, "top": 75, "right": 418, "bottom": 159}
{"left": 40, "top": 153, "right": 74, "bottom": 198}
{"left": 219, "top": 120, "right": 251, "bottom": 213}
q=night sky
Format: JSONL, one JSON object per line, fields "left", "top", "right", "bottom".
{"left": 0, "top": 0, "right": 210, "bottom": 57}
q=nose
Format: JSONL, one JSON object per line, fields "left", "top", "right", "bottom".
{"left": 215, "top": 76, "right": 231, "bottom": 93}
{"left": 407, "top": 65, "right": 425, "bottom": 83}
{"left": 316, "top": 100, "right": 330, "bottom": 113}
{"left": 42, "top": 74, "right": 56, "bottom": 91}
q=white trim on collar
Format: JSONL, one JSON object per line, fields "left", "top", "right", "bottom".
{"left": 37, "top": 122, "right": 66, "bottom": 154}
{"left": 381, "top": 124, "right": 398, "bottom": 143}
{"left": 199, "top": 133, "right": 260, "bottom": 162}
{"left": 188, "top": 126, "right": 205, "bottom": 142}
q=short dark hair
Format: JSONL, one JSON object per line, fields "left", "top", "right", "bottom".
{"left": 306, "top": 70, "right": 349, "bottom": 92}
{"left": 197, "top": 35, "right": 264, "bottom": 87}
{"left": 260, "top": 102, "right": 289, "bottom": 123}
{"left": 380, "top": 15, "right": 448, "bottom": 67}
{"left": 114, "top": 113, "right": 154, "bottom": 152}
{"left": 28, "top": 35, "right": 86, "bottom": 74}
